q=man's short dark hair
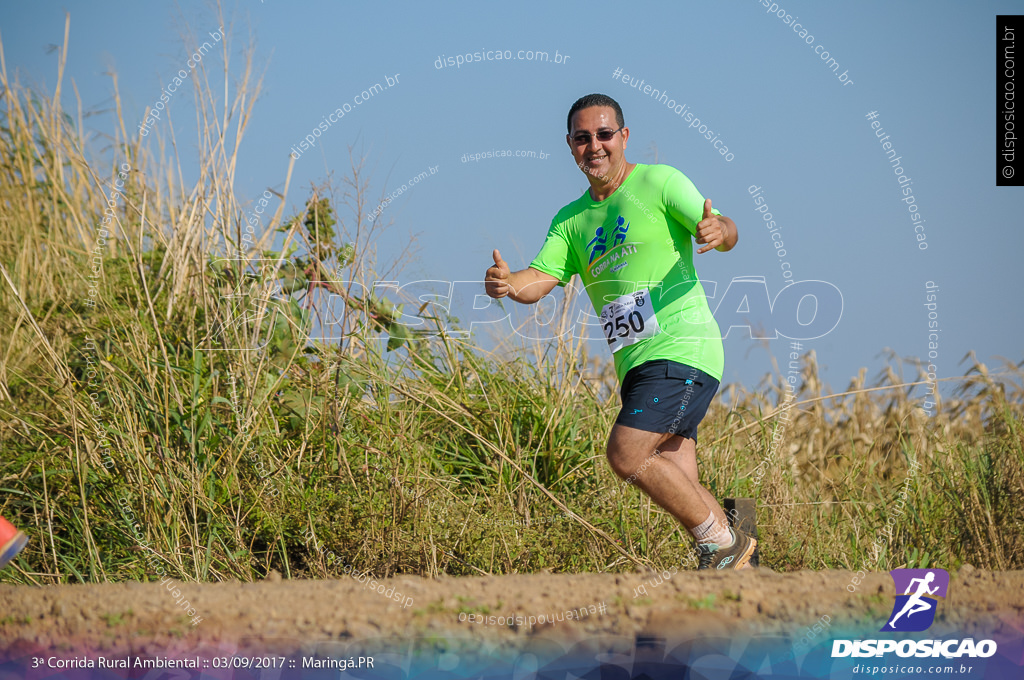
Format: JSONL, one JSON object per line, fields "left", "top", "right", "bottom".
{"left": 567, "top": 94, "right": 625, "bottom": 134}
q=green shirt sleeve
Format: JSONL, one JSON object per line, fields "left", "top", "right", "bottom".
{"left": 528, "top": 218, "right": 578, "bottom": 285}
{"left": 662, "top": 169, "right": 721, "bottom": 237}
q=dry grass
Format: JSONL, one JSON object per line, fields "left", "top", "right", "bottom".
{"left": 0, "top": 16, "right": 1021, "bottom": 586}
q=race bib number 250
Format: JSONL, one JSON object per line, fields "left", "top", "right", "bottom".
{"left": 600, "top": 289, "right": 661, "bottom": 353}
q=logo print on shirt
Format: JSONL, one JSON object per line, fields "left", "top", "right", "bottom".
{"left": 586, "top": 227, "right": 607, "bottom": 264}
{"left": 612, "top": 216, "right": 628, "bottom": 246}
{"left": 589, "top": 217, "right": 637, "bottom": 276}
{"left": 587, "top": 216, "right": 629, "bottom": 264}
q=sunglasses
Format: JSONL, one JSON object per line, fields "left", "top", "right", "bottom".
{"left": 571, "top": 126, "right": 623, "bottom": 146}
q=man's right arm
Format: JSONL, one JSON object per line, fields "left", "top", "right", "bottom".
{"left": 506, "top": 266, "right": 560, "bottom": 303}
{"left": 485, "top": 249, "right": 560, "bottom": 303}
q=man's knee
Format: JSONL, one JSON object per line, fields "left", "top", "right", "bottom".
{"left": 606, "top": 427, "right": 665, "bottom": 481}
{"left": 605, "top": 439, "right": 637, "bottom": 479}
{"left": 607, "top": 428, "right": 651, "bottom": 478}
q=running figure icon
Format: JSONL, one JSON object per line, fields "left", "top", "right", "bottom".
{"left": 882, "top": 568, "right": 949, "bottom": 632}
{"left": 888, "top": 571, "right": 939, "bottom": 628}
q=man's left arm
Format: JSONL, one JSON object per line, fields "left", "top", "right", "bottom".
{"left": 695, "top": 198, "right": 738, "bottom": 254}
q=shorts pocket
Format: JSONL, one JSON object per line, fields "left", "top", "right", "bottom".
{"left": 665, "top": 362, "right": 705, "bottom": 383}
{"left": 644, "top": 381, "right": 701, "bottom": 414}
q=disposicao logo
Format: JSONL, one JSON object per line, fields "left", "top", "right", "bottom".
{"left": 882, "top": 568, "right": 948, "bottom": 632}
{"left": 831, "top": 568, "right": 998, "bottom": 659}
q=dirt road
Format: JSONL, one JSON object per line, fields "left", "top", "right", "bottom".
{"left": 2, "top": 565, "right": 1022, "bottom": 662}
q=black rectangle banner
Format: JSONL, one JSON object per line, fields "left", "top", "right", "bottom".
{"left": 997, "top": 15, "right": 1023, "bottom": 185}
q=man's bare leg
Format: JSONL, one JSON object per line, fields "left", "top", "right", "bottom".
{"left": 606, "top": 423, "right": 713, "bottom": 529}
{"left": 608, "top": 423, "right": 756, "bottom": 569}
{"left": 656, "top": 434, "right": 729, "bottom": 527}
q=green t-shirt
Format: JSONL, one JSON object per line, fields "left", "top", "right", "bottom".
{"left": 529, "top": 163, "right": 725, "bottom": 383}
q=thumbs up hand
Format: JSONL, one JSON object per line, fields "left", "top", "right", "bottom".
{"left": 485, "top": 249, "right": 511, "bottom": 298}
{"left": 695, "top": 198, "right": 727, "bottom": 254}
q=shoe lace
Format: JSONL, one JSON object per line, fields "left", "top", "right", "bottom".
{"left": 697, "top": 543, "right": 717, "bottom": 569}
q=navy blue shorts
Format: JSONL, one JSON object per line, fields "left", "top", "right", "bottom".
{"left": 615, "top": 360, "right": 720, "bottom": 442}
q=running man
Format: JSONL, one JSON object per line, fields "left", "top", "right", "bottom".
{"left": 888, "top": 572, "right": 939, "bottom": 628}
{"left": 484, "top": 93, "right": 755, "bottom": 569}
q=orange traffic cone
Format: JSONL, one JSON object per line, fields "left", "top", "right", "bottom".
{"left": 0, "top": 515, "right": 27, "bottom": 569}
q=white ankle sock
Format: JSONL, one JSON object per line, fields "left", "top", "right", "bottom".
{"left": 691, "top": 513, "right": 715, "bottom": 539}
{"left": 691, "top": 511, "right": 734, "bottom": 547}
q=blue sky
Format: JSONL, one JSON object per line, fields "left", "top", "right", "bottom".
{"left": 2, "top": 0, "right": 1020, "bottom": 401}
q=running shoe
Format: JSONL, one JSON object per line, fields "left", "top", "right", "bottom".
{"left": 0, "top": 516, "right": 28, "bottom": 569}
{"left": 697, "top": 527, "right": 757, "bottom": 570}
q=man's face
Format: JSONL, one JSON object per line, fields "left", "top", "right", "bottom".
{"left": 567, "top": 106, "right": 629, "bottom": 181}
